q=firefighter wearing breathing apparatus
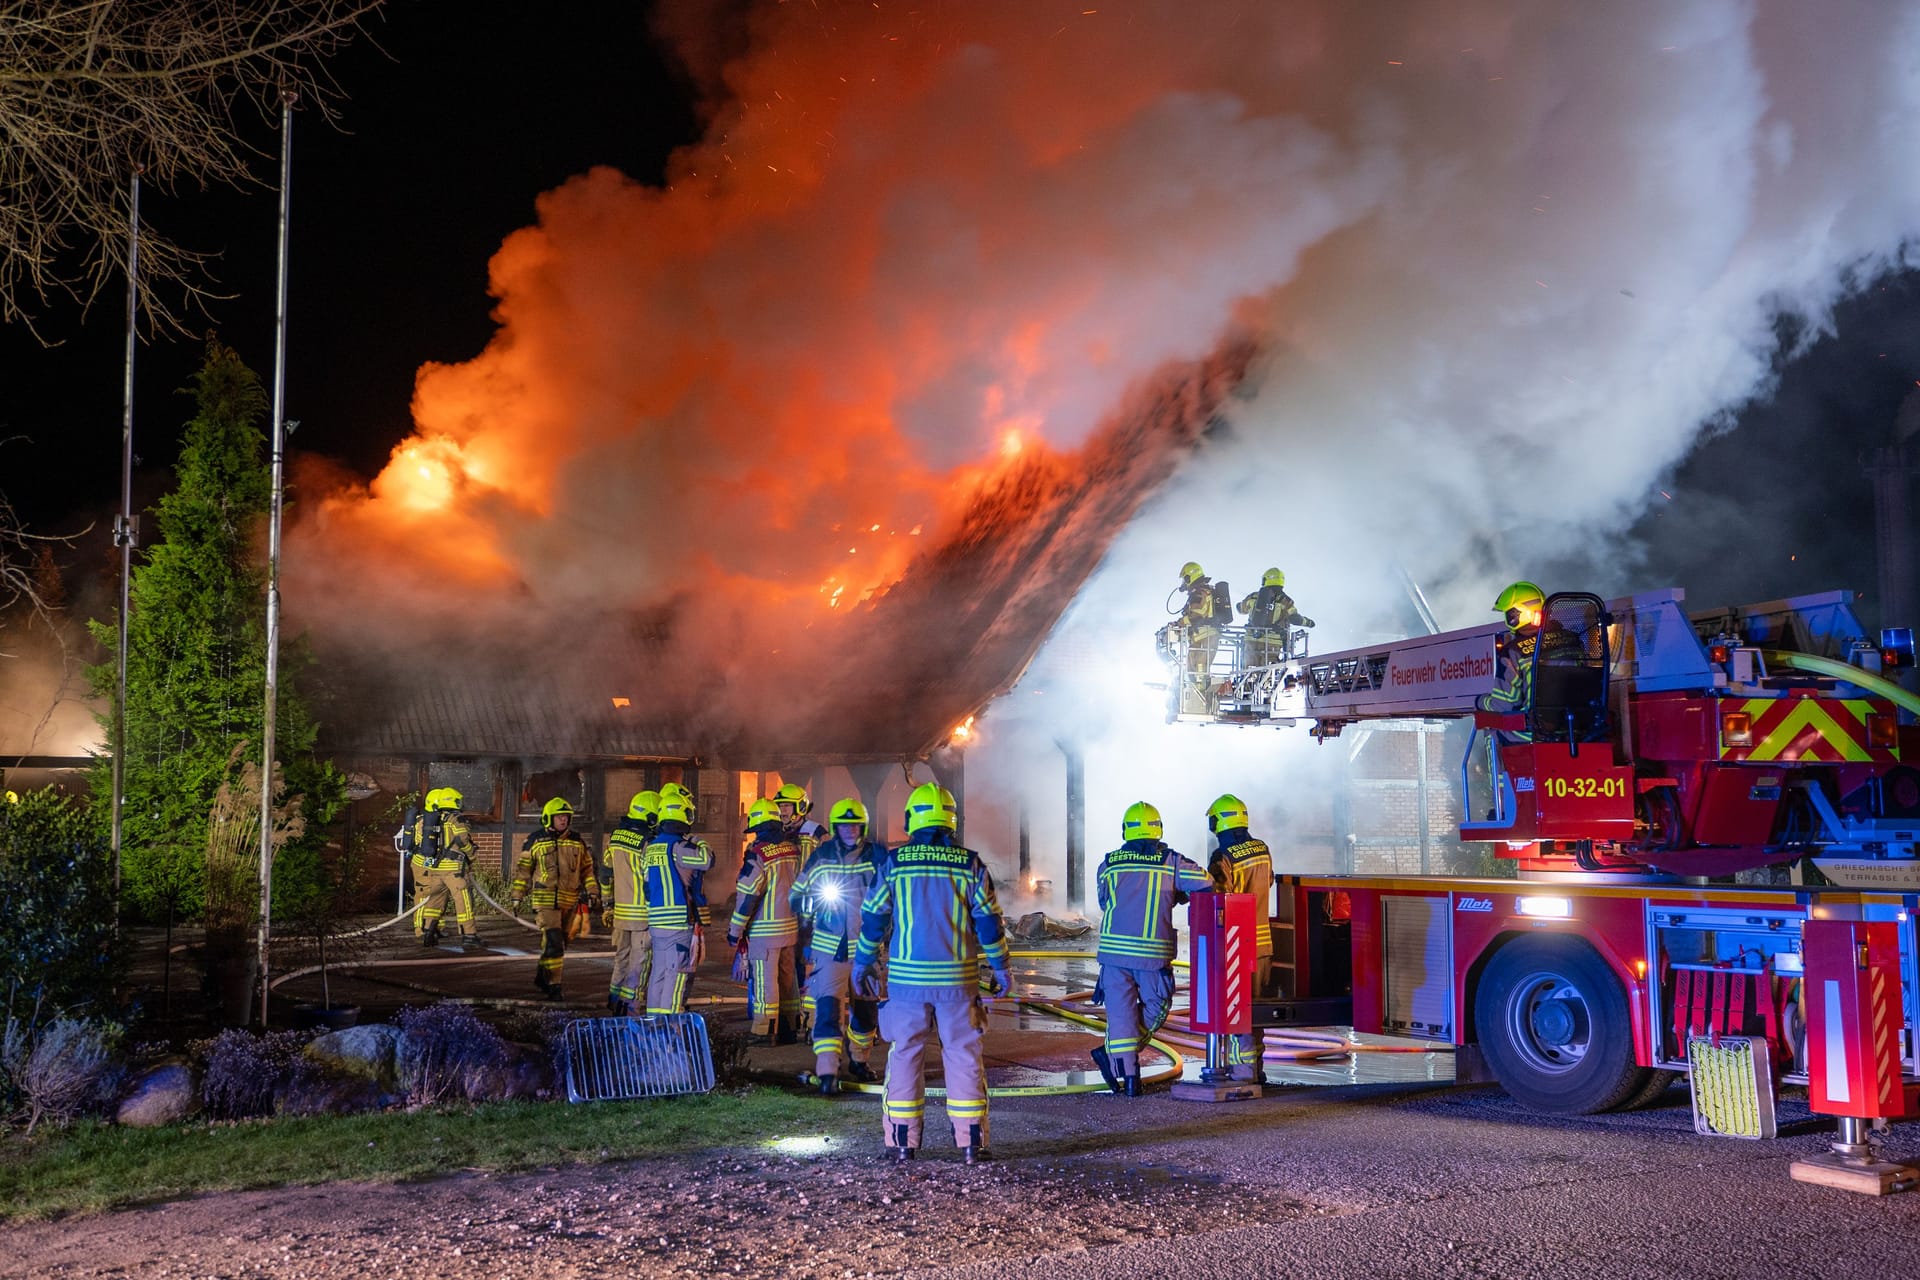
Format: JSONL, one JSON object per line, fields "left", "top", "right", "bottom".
{"left": 1172, "top": 561, "right": 1228, "bottom": 715}
{"left": 730, "top": 798, "right": 805, "bottom": 1043}
{"left": 1238, "top": 567, "right": 1314, "bottom": 665}
{"left": 790, "top": 797, "right": 887, "bottom": 1093}
{"left": 413, "top": 787, "right": 481, "bottom": 949}
{"left": 1090, "top": 802, "right": 1212, "bottom": 1097}
{"left": 602, "top": 790, "right": 659, "bottom": 1014}
{"left": 1207, "top": 793, "right": 1275, "bottom": 1082}
{"left": 643, "top": 782, "right": 713, "bottom": 1015}
{"left": 854, "top": 782, "right": 1010, "bottom": 1164}
{"left": 510, "top": 796, "right": 597, "bottom": 1000}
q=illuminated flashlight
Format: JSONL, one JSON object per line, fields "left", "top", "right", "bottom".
{"left": 817, "top": 882, "right": 844, "bottom": 906}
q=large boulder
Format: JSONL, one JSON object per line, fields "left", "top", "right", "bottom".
{"left": 463, "top": 1042, "right": 557, "bottom": 1102}
{"left": 304, "top": 1024, "right": 402, "bottom": 1089}
{"left": 277, "top": 1070, "right": 400, "bottom": 1117}
{"left": 116, "top": 1062, "right": 200, "bottom": 1128}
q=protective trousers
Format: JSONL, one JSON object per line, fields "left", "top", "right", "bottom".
{"left": 1229, "top": 953, "right": 1273, "bottom": 1079}
{"left": 647, "top": 932, "right": 698, "bottom": 1014}
{"left": 1101, "top": 962, "right": 1174, "bottom": 1078}
{"left": 420, "top": 871, "right": 475, "bottom": 933}
{"left": 534, "top": 908, "right": 567, "bottom": 991}
{"left": 1183, "top": 626, "right": 1219, "bottom": 714}
{"left": 609, "top": 922, "right": 651, "bottom": 1011}
{"left": 808, "top": 956, "right": 879, "bottom": 1076}
{"left": 879, "top": 987, "right": 988, "bottom": 1151}
{"left": 745, "top": 938, "right": 800, "bottom": 1039}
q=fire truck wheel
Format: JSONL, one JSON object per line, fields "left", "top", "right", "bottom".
{"left": 1474, "top": 934, "right": 1643, "bottom": 1115}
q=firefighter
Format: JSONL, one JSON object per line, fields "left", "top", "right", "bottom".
{"left": 1239, "top": 568, "right": 1314, "bottom": 665}
{"left": 1174, "top": 562, "right": 1225, "bottom": 714}
{"left": 415, "top": 787, "right": 481, "bottom": 949}
{"left": 643, "top": 783, "right": 713, "bottom": 1014}
{"left": 602, "top": 790, "right": 659, "bottom": 1014}
{"left": 405, "top": 790, "right": 440, "bottom": 940}
{"left": 791, "top": 797, "right": 886, "bottom": 1092}
{"left": 1090, "top": 802, "right": 1212, "bottom": 1097}
{"left": 730, "top": 798, "right": 805, "bottom": 1043}
{"left": 1475, "top": 580, "right": 1582, "bottom": 746}
{"left": 853, "top": 782, "right": 1010, "bottom": 1164}
{"left": 510, "top": 797, "right": 597, "bottom": 1000}
{"left": 1206, "top": 793, "right": 1274, "bottom": 1082}
{"left": 773, "top": 781, "right": 826, "bottom": 848}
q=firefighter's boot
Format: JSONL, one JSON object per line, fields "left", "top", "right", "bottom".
{"left": 962, "top": 1124, "right": 989, "bottom": 1165}
{"left": 775, "top": 1011, "right": 800, "bottom": 1046}
{"left": 892, "top": 1123, "right": 915, "bottom": 1162}
{"left": 818, "top": 1073, "right": 838, "bottom": 1097}
{"left": 421, "top": 922, "right": 441, "bottom": 948}
{"left": 1124, "top": 1072, "right": 1143, "bottom": 1099}
{"left": 1089, "top": 1046, "right": 1122, "bottom": 1096}
{"left": 461, "top": 933, "right": 482, "bottom": 950}
{"left": 847, "top": 1060, "right": 876, "bottom": 1084}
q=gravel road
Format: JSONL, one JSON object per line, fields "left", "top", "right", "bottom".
{"left": 8, "top": 1082, "right": 1920, "bottom": 1278}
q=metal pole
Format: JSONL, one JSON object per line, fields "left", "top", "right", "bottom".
{"left": 258, "top": 94, "right": 295, "bottom": 1026}
{"left": 1061, "top": 742, "right": 1084, "bottom": 907}
{"left": 111, "top": 172, "right": 140, "bottom": 924}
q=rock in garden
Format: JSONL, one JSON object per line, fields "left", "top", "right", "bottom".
{"left": 305, "top": 1024, "right": 402, "bottom": 1088}
{"left": 116, "top": 1062, "right": 200, "bottom": 1127}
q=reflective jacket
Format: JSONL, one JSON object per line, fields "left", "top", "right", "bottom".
{"left": 791, "top": 837, "right": 886, "bottom": 960}
{"left": 1096, "top": 839, "right": 1212, "bottom": 967}
{"left": 1208, "top": 829, "right": 1274, "bottom": 954}
{"left": 1238, "top": 585, "right": 1312, "bottom": 631}
{"left": 411, "top": 811, "right": 477, "bottom": 874}
{"left": 644, "top": 825, "right": 714, "bottom": 934}
{"left": 511, "top": 826, "right": 594, "bottom": 910}
{"left": 604, "top": 816, "right": 653, "bottom": 923}
{"left": 856, "top": 830, "right": 1008, "bottom": 989}
{"left": 730, "top": 838, "right": 802, "bottom": 943}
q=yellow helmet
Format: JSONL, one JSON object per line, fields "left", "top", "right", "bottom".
{"left": 773, "top": 782, "right": 812, "bottom": 818}
{"left": 1206, "top": 793, "right": 1250, "bottom": 833}
{"left": 1493, "top": 580, "right": 1545, "bottom": 632}
{"left": 744, "top": 798, "right": 784, "bottom": 832}
{"left": 1179, "top": 561, "right": 1206, "bottom": 587}
{"left": 434, "top": 788, "right": 464, "bottom": 813}
{"left": 904, "top": 781, "right": 958, "bottom": 832}
{"left": 828, "top": 797, "right": 869, "bottom": 828}
{"left": 1262, "top": 568, "right": 1285, "bottom": 588}
{"left": 422, "top": 787, "right": 445, "bottom": 812}
{"left": 1121, "top": 801, "right": 1163, "bottom": 842}
{"left": 540, "top": 796, "right": 574, "bottom": 825}
{"left": 627, "top": 790, "right": 661, "bottom": 823}
{"left": 658, "top": 790, "right": 697, "bottom": 825}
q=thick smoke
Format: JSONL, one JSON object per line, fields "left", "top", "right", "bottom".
{"left": 282, "top": 1, "right": 1920, "bottom": 843}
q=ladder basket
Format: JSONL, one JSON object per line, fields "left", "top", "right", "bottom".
{"left": 562, "top": 1013, "right": 716, "bottom": 1102}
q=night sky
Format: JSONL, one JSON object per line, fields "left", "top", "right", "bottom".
{"left": 1, "top": 0, "right": 698, "bottom": 531}
{"left": 4, "top": 0, "right": 1918, "bottom": 628}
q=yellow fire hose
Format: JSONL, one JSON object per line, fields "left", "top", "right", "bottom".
{"left": 1761, "top": 649, "right": 1920, "bottom": 716}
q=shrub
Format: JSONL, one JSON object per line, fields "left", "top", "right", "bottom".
{"left": 0, "top": 791, "right": 121, "bottom": 1024}
{"left": 705, "top": 1017, "right": 753, "bottom": 1086}
{"left": 394, "top": 1002, "right": 506, "bottom": 1106}
{"left": 193, "top": 1027, "right": 314, "bottom": 1119}
{"left": 2, "top": 1016, "right": 123, "bottom": 1135}
{"left": 500, "top": 1006, "right": 573, "bottom": 1080}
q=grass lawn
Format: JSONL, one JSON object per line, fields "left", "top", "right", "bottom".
{"left": 0, "top": 1086, "right": 863, "bottom": 1221}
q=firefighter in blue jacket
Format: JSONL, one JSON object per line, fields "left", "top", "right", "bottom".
{"left": 854, "top": 782, "right": 1009, "bottom": 1164}
{"left": 1091, "top": 802, "right": 1212, "bottom": 1097}
{"left": 791, "top": 797, "right": 886, "bottom": 1093}
{"left": 643, "top": 783, "right": 713, "bottom": 1014}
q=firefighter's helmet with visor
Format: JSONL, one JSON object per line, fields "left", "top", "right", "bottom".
{"left": 1122, "top": 801, "right": 1163, "bottom": 842}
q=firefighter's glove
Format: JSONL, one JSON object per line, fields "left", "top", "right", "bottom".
{"left": 987, "top": 967, "right": 1013, "bottom": 998}
{"left": 601, "top": 908, "right": 614, "bottom": 928}
{"left": 510, "top": 896, "right": 528, "bottom": 914}
{"left": 852, "top": 963, "right": 881, "bottom": 999}
{"left": 726, "top": 932, "right": 742, "bottom": 951}
{"left": 1300, "top": 617, "right": 1316, "bottom": 628}
{"left": 1089, "top": 976, "right": 1106, "bottom": 1006}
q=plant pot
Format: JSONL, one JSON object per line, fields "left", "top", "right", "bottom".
{"left": 293, "top": 1004, "right": 362, "bottom": 1031}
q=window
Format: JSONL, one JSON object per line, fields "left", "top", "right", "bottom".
{"left": 427, "top": 762, "right": 496, "bottom": 819}
{"left": 519, "top": 768, "right": 585, "bottom": 819}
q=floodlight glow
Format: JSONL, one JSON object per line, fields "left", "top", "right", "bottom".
{"left": 1516, "top": 896, "right": 1572, "bottom": 919}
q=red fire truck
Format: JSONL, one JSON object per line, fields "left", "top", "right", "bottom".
{"left": 1165, "top": 589, "right": 1920, "bottom": 1168}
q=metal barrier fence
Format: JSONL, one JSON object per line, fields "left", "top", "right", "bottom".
{"left": 562, "top": 1013, "right": 716, "bottom": 1102}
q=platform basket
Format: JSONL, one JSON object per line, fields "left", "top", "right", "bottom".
{"left": 562, "top": 1013, "right": 715, "bottom": 1102}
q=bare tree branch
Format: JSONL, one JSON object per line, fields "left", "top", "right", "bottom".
{"left": 0, "top": 1, "right": 384, "bottom": 335}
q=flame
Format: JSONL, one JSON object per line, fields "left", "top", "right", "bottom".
{"left": 950, "top": 714, "right": 977, "bottom": 746}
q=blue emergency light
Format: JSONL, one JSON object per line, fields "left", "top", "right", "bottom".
{"left": 1880, "top": 627, "right": 1914, "bottom": 669}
